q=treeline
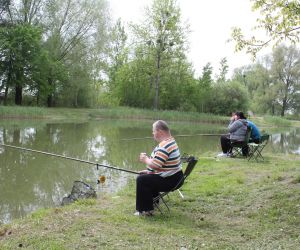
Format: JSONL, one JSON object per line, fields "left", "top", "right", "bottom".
{"left": 0, "top": 0, "right": 299, "bottom": 116}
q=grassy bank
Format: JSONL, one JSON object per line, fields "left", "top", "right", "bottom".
{"left": 0, "top": 106, "right": 229, "bottom": 124}
{"left": 88, "top": 107, "right": 230, "bottom": 124}
{"left": 1, "top": 153, "right": 299, "bottom": 249}
{"left": 1, "top": 106, "right": 299, "bottom": 128}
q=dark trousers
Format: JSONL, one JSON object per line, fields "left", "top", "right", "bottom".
{"left": 221, "top": 134, "right": 248, "bottom": 155}
{"left": 221, "top": 135, "right": 260, "bottom": 156}
{"left": 220, "top": 134, "right": 232, "bottom": 153}
{"left": 249, "top": 138, "right": 260, "bottom": 144}
{"left": 136, "top": 171, "right": 183, "bottom": 212}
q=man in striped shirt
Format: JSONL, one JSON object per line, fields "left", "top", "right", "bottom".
{"left": 135, "top": 120, "right": 183, "bottom": 216}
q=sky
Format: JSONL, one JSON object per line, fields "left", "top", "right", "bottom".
{"left": 108, "top": 0, "right": 266, "bottom": 78}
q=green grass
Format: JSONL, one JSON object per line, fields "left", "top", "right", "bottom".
{"left": 263, "top": 115, "right": 292, "bottom": 127}
{"left": 0, "top": 105, "right": 229, "bottom": 124}
{"left": 1, "top": 153, "right": 299, "bottom": 249}
{"left": 0, "top": 106, "right": 47, "bottom": 118}
{"left": 89, "top": 106, "right": 229, "bottom": 124}
{"left": 1, "top": 106, "right": 298, "bottom": 129}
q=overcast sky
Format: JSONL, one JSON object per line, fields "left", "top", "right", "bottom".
{"left": 108, "top": 0, "right": 266, "bottom": 78}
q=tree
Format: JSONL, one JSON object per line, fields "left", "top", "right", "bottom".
{"left": 233, "top": 45, "right": 300, "bottom": 116}
{"left": 113, "top": 56, "right": 154, "bottom": 108}
{"left": 131, "top": 0, "right": 190, "bottom": 110}
{"left": 208, "top": 81, "right": 249, "bottom": 115}
{"left": 271, "top": 45, "right": 300, "bottom": 116}
{"left": 0, "top": 0, "right": 47, "bottom": 105}
{"left": 42, "top": 0, "right": 110, "bottom": 107}
{"left": 216, "top": 57, "right": 229, "bottom": 83}
{"left": 231, "top": 0, "right": 300, "bottom": 57}
{"left": 0, "top": 24, "right": 45, "bottom": 105}
{"left": 106, "top": 19, "right": 128, "bottom": 91}
{"left": 233, "top": 62, "right": 277, "bottom": 114}
{"left": 196, "top": 63, "right": 213, "bottom": 112}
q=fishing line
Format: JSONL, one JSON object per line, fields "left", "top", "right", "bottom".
{"left": 0, "top": 143, "right": 139, "bottom": 175}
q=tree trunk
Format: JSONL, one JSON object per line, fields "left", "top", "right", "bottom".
{"left": 4, "top": 59, "right": 13, "bottom": 106}
{"left": 4, "top": 85, "right": 9, "bottom": 105}
{"left": 47, "top": 94, "right": 53, "bottom": 107}
{"left": 47, "top": 77, "right": 53, "bottom": 107}
{"left": 15, "top": 84, "right": 22, "bottom": 105}
{"left": 36, "top": 88, "right": 40, "bottom": 106}
{"left": 154, "top": 53, "right": 161, "bottom": 110}
{"left": 281, "top": 97, "right": 287, "bottom": 117}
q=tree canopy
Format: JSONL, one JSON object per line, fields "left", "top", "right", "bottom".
{"left": 231, "top": 0, "right": 300, "bottom": 57}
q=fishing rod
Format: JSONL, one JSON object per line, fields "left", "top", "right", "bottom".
{"left": 0, "top": 143, "right": 139, "bottom": 175}
{"left": 121, "top": 133, "right": 225, "bottom": 141}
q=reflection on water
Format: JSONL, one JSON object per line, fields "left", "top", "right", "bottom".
{"left": 269, "top": 128, "right": 300, "bottom": 154}
{"left": 0, "top": 120, "right": 299, "bottom": 223}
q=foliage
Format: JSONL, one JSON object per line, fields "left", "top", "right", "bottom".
{"left": 42, "top": 0, "right": 111, "bottom": 107}
{"left": 216, "top": 57, "right": 229, "bottom": 83}
{"left": 231, "top": 0, "right": 300, "bottom": 57}
{"left": 106, "top": 19, "right": 128, "bottom": 92}
{"left": 207, "top": 81, "right": 249, "bottom": 115}
{"left": 129, "top": 0, "right": 191, "bottom": 110}
{"left": 0, "top": 24, "right": 47, "bottom": 105}
{"left": 0, "top": 0, "right": 111, "bottom": 108}
{"left": 271, "top": 44, "right": 300, "bottom": 116}
{"left": 233, "top": 44, "right": 300, "bottom": 116}
{"left": 114, "top": 60, "right": 154, "bottom": 108}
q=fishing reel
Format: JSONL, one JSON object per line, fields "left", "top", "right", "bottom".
{"left": 97, "top": 175, "right": 106, "bottom": 184}
{"left": 96, "top": 164, "right": 106, "bottom": 184}
{"left": 181, "top": 153, "right": 191, "bottom": 163}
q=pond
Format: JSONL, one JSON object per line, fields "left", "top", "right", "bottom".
{"left": 0, "top": 119, "right": 299, "bottom": 224}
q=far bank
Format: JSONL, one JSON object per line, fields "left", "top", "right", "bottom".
{"left": 0, "top": 106, "right": 298, "bottom": 128}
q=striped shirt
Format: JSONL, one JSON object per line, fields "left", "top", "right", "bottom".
{"left": 147, "top": 137, "right": 182, "bottom": 177}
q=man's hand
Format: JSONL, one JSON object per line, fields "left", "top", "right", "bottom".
{"left": 139, "top": 152, "right": 148, "bottom": 164}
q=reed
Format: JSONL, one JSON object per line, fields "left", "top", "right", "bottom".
{"left": 89, "top": 106, "right": 229, "bottom": 124}
{"left": 0, "top": 106, "right": 47, "bottom": 118}
{"left": 263, "top": 115, "right": 292, "bottom": 127}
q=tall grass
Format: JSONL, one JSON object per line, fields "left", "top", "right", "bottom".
{"left": 0, "top": 106, "right": 47, "bottom": 118}
{"left": 0, "top": 105, "right": 296, "bottom": 128}
{"left": 89, "top": 106, "right": 229, "bottom": 124}
{"left": 264, "top": 115, "right": 291, "bottom": 127}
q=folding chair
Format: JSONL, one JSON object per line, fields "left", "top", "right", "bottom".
{"left": 153, "top": 156, "right": 198, "bottom": 213}
{"left": 248, "top": 134, "right": 270, "bottom": 162}
{"left": 231, "top": 126, "right": 252, "bottom": 158}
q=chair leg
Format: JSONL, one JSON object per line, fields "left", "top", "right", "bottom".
{"left": 256, "top": 149, "right": 264, "bottom": 161}
{"left": 154, "top": 200, "right": 163, "bottom": 214}
{"left": 160, "top": 196, "right": 170, "bottom": 212}
{"left": 177, "top": 189, "right": 184, "bottom": 199}
{"left": 248, "top": 146, "right": 258, "bottom": 162}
